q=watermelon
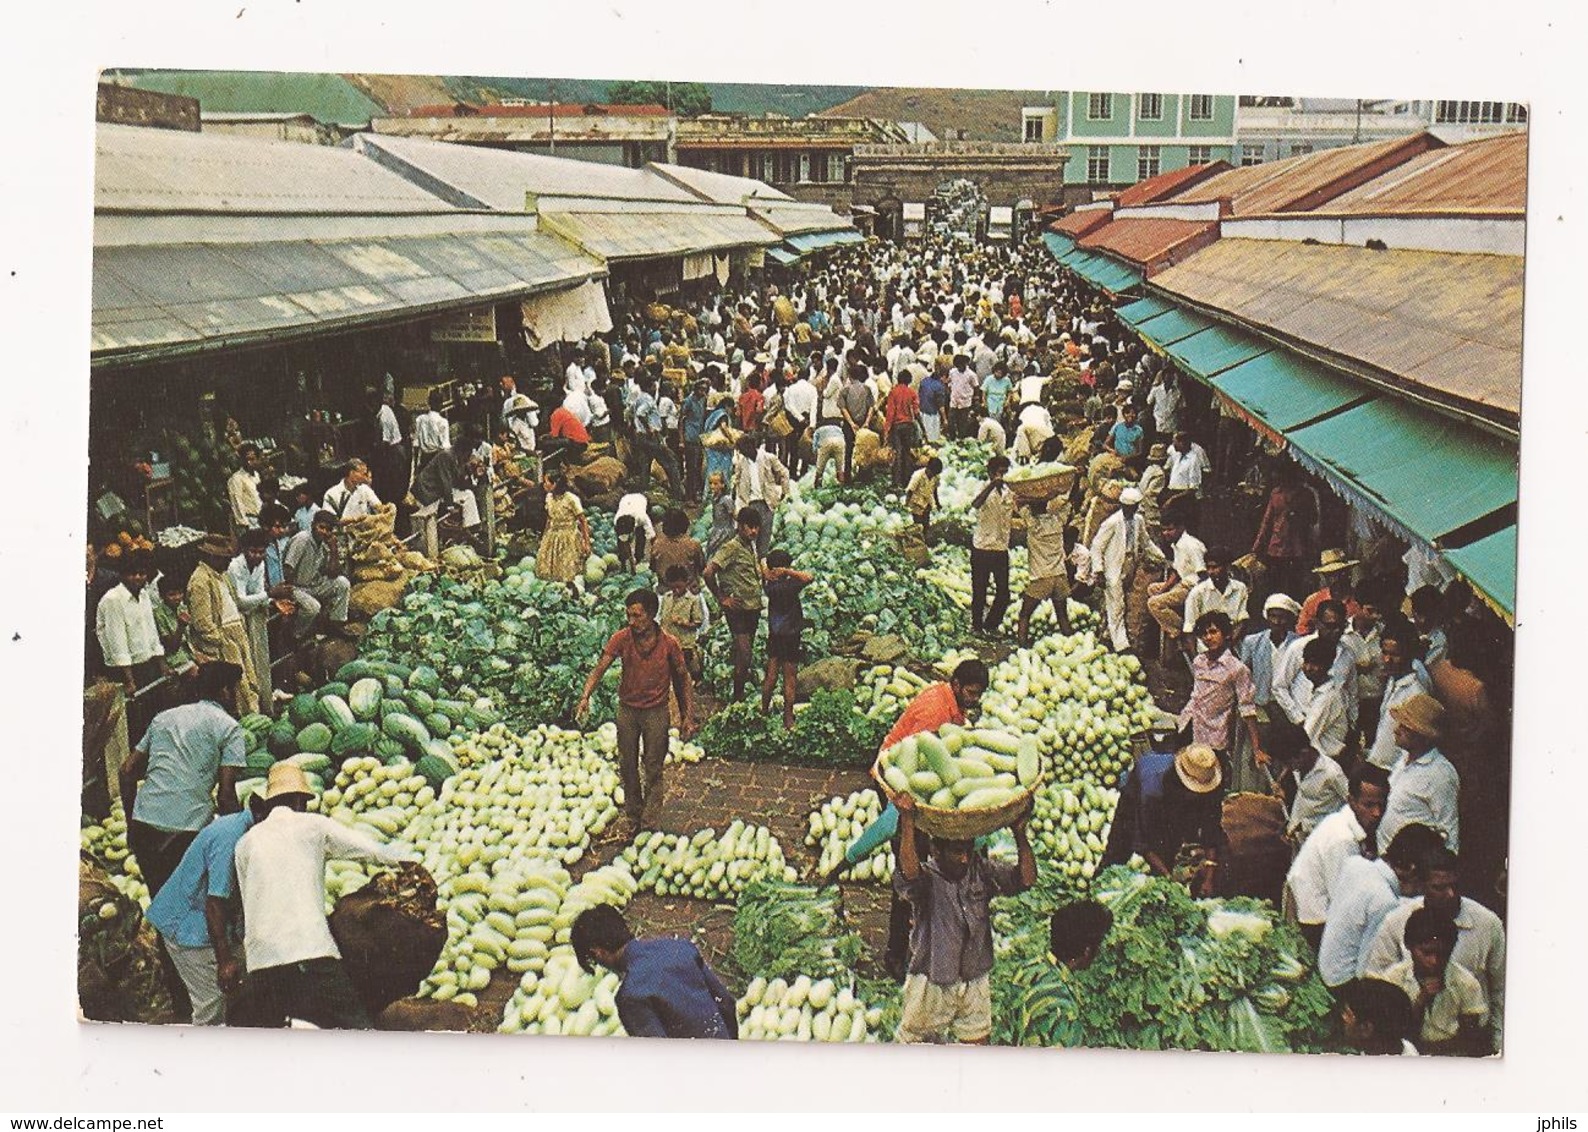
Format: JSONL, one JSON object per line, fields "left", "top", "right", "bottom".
{"left": 414, "top": 755, "right": 455, "bottom": 791}
{"left": 432, "top": 699, "right": 470, "bottom": 727}
{"left": 317, "top": 681, "right": 350, "bottom": 701}
{"left": 382, "top": 674, "right": 407, "bottom": 699}
{"left": 424, "top": 713, "right": 454, "bottom": 739}
{"left": 421, "top": 738, "right": 459, "bottom": 770}
{"left": 288, "top": 694, "right": 320, "bottom": 729}
{"left": 381, "top": 712, "right": 431, "bottom": 752}
{"left": 267, "top": 719, "right": 300, "bottom": 759}
{"left": 238, "top": 713, "right": 274, "bottom": 734}
{"left": 283, "top": 752, "right": 332, "bottom": 775}
{"left": 374, "top": 736, "right": 407, "bottom": 761}
{"left": 379, "top": 699, "right": 411, "bottom": 719}
{"left": 318, "top": 694, "right": 356, "bottom": 731}
{"left": 334, "top": 660, "right": 385, "bottom": 685}
{"left": 347, "top": 678, "right": 383, "bottom": 721}
{"left": 245, "top": 750, "right": 276, "bottom": 775}
{"left": 295, "top": 723, "right": 333, "bottom": 754}
{"left": 330, "top": 722, "right": 380, "bottom": 759}
{"left": 404, "top": 688, "right": 436, "bottom": 717}
{"left": 243, "top": 728, "right": 262, "bottom": 756}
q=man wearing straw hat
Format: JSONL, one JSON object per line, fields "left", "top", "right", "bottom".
{"left": 1377, "top": 693, "right": 1461, "bottom": 856}
{"left": 1297, "top": 548, "right": 1362, "bottom": 636}
{"left": 232, "top": 762, "right": 413, "bottom": 1029}
{"left": 1137, "top": 441, "right": 1169, "bottom": 541}
{"left": 1142, "top": 744, "right": 1227, "bottom": 897}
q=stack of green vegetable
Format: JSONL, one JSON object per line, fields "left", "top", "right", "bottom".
{"left": 695, "top": 689, "right": 889, "bottom": 768}
{"left": 736, "top": 976, "right": 886, "bottom": 1042}
{"left": 921, "top": 545, "right": 1099, "bottom": 636}
{"left": 1028, "top": 779, "right": 1120, "bottom": 883}
{"left": 618, "top": 824, "right": 796, "bottom": 901}
{"left": 992, "top": 866, "right": 1337, "bottom": 1052}
{"left": 851, "top": 663, "right": 930, "bottom": 723}
{"left": 807, "top": 790, "right": 892, "bottom": 883}
{"left": 877, "top": 723, "right": 1043, "bottom": 815}
{"left": 729, "top": 878, "right": 867, "bottom": 982}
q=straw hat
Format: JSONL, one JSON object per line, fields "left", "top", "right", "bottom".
{"left": 1175, "top": 745, "right": 1223, "bottom": 793}
{"left": 198, "top": 532, "right": 236, "bottom": 558}
{"left": 1314, "top": 548, "right": 1359, "bottom": 575}
{"left": 1389, "top": 693, "right": 1446, "bottom": 742}
{"left": 264, "top": 762, "right": 314, "bottom": 802}
{"left": 503, "top": 393, "right": 538, "bottom": 417}
{"left": 1147, "top": 443, "right": 1169, "bottom": 462}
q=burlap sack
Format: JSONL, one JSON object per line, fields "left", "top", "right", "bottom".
{"left": 569, "top": 455, "right": 628, "bottom": 497}
{"left": 1222, "top": 791, "right": 1288, "bottom": 854}
{"left": 78, "top": 860, "right": 173, "bottom": 1023}
{"left": 796, "top": 656, "right": 863, "bottom": 698}
{"left": 853, "top": 428, "right": 884, "bottom": 470}
{"left": 329, "top": 862, "right": 446, "bottom": 1017}
{"left": 376, "top": 997, "right": 477, "bottom": 1032}
{"left": 350, "top": 579, "right": 407, "bottom": 619}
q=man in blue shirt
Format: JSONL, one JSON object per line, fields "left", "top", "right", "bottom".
{"left": 1100, "top": 710, "right": 1182, "bottom": 868}
{"left": 1108, "top": 404, "right": 1146, "bottom": 461}
{"left": 570, "top": 906, "right": 737, "bottom": 1039}
{"left": 918, "top": 368, "right": 948, "bottom": 444}
{"left": 680, "top": 378, "right": 710, "bottom": 503}
{"left": 145, "top": 803, "right": 257, "bottom": 1024}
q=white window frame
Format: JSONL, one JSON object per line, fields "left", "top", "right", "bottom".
{"left": 1189, "top": 94, "right": 1215, "bottom": 121}
{"left": 1138, "top": 93, "right": 1164, "bottom": 121}
{"left": 1137, "top": 145, "right": 1161, "bottom": 180}
{"left": 1240, "top": 143, "right": 1264, "bottom": 167}
{"left": 1187, "top": 144, "right": 1213, "bottom": 164}
{"left": 1087, "top": 145, "right": 1110, "bottom": 183}
{"left": 1024, "top": 115, "right": 1045, "bottom": 141}
{"left": 1087, "top": 93, "right": 1113, "bottom": 120}
{"left": 1288, "top": 142, "right": 1314, "bottom": 157}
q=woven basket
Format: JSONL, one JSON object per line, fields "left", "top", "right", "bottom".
{"left": 870, "top": 753, "right": 1038, "bottom": 840}
{"left": 1008, "top": 465, "right": 1078, "bottom": 506}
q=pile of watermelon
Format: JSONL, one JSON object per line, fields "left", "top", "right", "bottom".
{"left": 238, "top": 660, "right": 504, "bottom": 800}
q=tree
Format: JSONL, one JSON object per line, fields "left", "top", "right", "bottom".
{"left": 606, "top": 80, "right": 711, "bottom": 117}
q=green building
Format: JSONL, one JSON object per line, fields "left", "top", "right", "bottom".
{"left": 1023, "top": 92, "right": 1238, "bottom": 188}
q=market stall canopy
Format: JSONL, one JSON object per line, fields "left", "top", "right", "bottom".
{"left": 650, "top": 161, "right": 795, "bottom": 205}
{"left": 1050, "top": 208, "right": 1112, "bottom": 239}
{"left": 1043, "top": 234, "right": 1142, "bottom": 294}
{"left": 764, "top": 246, "right": 801, "bottom": 267}
{"left": 1132, "top": 304, "right": 1214, "bottom": 349}
{"left": 1206, "top": 349, "right": 1370, "bottom": 443}
{"left": 749, "top": 201, "right": 859, "bottom": 238}
{"left": 1114, "top": 295, "right": 1174, "bottom": 328}
{"left": 1077, "top": 217, "right": 1217, "bottom": 274}
{"left": 94, "top": 211, "right": 603, "bottom": 366}
{"left": 786, "top": 229, "right": 865, "bottom": 254}
{"left": 1149, "top": 238, "right": 1522, "bottom": 427}
{"left": 1441, "top": 524, "right": 1518, "bottom": 623}
{"left": 520, "top": 279, "right": 613, "bottom": 351}
{"left": 538, "top": 204, "right": 778, "bottom": 262}
{"left": 1284, "top": 396, "right": 1519, "bottom": 549}
{"left": 1162, "top": 322, "right": 1274, "bottom": 383}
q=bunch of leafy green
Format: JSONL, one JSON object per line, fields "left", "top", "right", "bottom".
{"left": 729, "top": 878, "right": 866, "bottom": 984}
{"left": 992, "top": 866, "right": 1339, "bottom": 1052}
{"left": 696, "top": 690, "right": 887, "bottom": 768}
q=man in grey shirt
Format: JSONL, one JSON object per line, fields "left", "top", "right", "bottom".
{"left": 837, "top": 365, "right": 875, "bottom": 482}
{"left": 282, "top": 510, "right": 350, "bottom": 642}
{"left": 892, "top": 793, "right": 1035, "bottom": 1044}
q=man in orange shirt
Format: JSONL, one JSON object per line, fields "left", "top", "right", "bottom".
{"left": 827, "top": 658, "right": 991, "bottom": 979}
{"left": 1296, "top": 548, "right": 1363, "bottom": 635}
{"left": 542, "top": 403, "right": 591, "bottom": 472}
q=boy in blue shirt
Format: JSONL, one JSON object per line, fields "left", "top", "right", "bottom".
{"left": 760, "top": 549, "right": 814, "bottom": 731}
{"left": 571, "top": 905, "right": 737, "bottom": 1040}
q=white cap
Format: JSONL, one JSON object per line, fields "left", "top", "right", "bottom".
{"left": 1264, "top": 593, "right": 1303, "bottom": 617}
{"left": 1119, "top": 487, "right": 1144, "bottom": 506}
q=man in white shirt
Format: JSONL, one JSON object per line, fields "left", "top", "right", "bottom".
{"left": 1317, "top": 823, "right": 1443, "bottom": 988}
{"left": 1145, "top": 371, "right": 1181, "bottom": 439}
{"left": 322, "top": 460, "right": 382, "bottom": 522}
{"left": 1366, "top": 619, "right": 1432, "bottom": 769}
{"left": 1378, "top": 694, "right": 1461, "bottom": 855}
{"left": 233, "top": 763, "right": 412, "bottom": 1029}
{"left": 1283, "top": 762, "right": 1391, "bottom": 949}
{"left": 1266, "top": 718, "right": 1348, "bottom": 844}
{"left": 226, "top": 444, "right": 264, "bottom": 533}
{"left": 1146, "top": 509, "right": 1207, "bottom": 657}
{"left": 1181, "top": 546, "right": 1250, "bottom": 649}
{"left": 1291, "top": 637, "right": 1351, "bottom": 762}
{"left": 96, "top": 550, "right": 165, "bottom": 699}
{"left": 412, "top": 390, "right": 451, "bottom": 461}
{"left": 1361, "top": 846, "right": 1505, "bottom": 1051}
{"left": 1090, "top": 488, "right": 1165, "bottom": 653}
{"left": 372, "top": 390, "right": 405, "bottom": 503}
{"left": 1164, "top": 430, "right": 1212, "bottom": 499}
{"left": 229, "top": 529, "right": 291, "bottom": 710}
{"left": 1272, "top": 599, "right": 1359, "bottom": 734}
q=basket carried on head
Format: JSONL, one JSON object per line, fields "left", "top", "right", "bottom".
{"left": 870, "top": 752, "right": 1038, "bottom": 840}
{"left": 1006, "top": 464, "right": 1078, "bottom": 506}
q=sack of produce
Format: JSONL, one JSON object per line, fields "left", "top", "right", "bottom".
{"left": 1222, "top": 791, "right": 1287, "bottom": 853}
{"left": 349, "top": 579, "right": 408, "bottom": 619}
{"left": 329, "top": 861, "right": 446, "bottom": 1017}
{"left": 78, "top": 861, "right": 173, "bottom": 1023}
{"left": 852, "top": 428, "right": 884, "bottom": 470}
{"left": 795, "top": 656, "right": 863, "bottom": 698}
{"left": 375, "top": 996, "right": 476, "bottom": 1032}
{"left": 873, "top": 723, "right": 1042, "bottom": 839}
{"left": 569, "top": 456, "right": 627, "bottom": 497}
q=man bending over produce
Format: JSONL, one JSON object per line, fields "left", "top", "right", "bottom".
{"left": 893, "top": 792, "right": 1036, "bottom": 1043}
{"left": 570, "top": 905, "right": 738, "bottom": 1040}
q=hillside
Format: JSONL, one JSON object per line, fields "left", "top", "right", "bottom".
{"left": 820, "top": 86, "right": 1052, "bottom": 143}
{"left": 435, "top": 75, "right": 866, "bottom": 117}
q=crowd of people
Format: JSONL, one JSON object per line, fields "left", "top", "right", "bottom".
{"left": 85, "top": 227, "right": 1510, "bottom": 1052}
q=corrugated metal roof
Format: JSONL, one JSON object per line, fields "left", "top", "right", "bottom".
{"left": 93, "top": 213, "right": 601, "bottom": 365}
{"left": 749, "top": 202, "right": 856, "bottom": 237}
{"left": 96, "top": 123, "right": 453, "bottom": 215}
{"left": 649, "top": 161, "right": 794, "bottom": 204}
{"left": 1078, "top": 217, "right": 1216, "bottom": 269}
{"left": 1150, "top": 238, "right": 1522, "bottom": 420}
{"left": 1051, "top": 209, "right": 1111, "bottom": 238}
{"left": 1114, "top": 162, "right": 1230, "bottom": 208}
{"left": 1314, "top": 131, "right": 1528, "bottom": 217}
{"left": 352, "top": 132, "right": 700, "bottom": 209}
{"left": 1167, "top": 133, "right": 1441, "bottom": 215}
{"left": 541, "top": 209, "right": 776, "bottom": 261}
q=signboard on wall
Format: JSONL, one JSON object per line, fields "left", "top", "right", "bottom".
{"left": 430, "top": 306, "right": 498, "bottom": 343}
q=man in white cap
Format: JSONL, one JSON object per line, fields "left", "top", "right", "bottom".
{"left": 1234, "top": 591, "right": 1302, "bottom": 791}
{"left": 1378, "top": 693, "right": 1461, "bottom": 855}
{"left": 1089, "top": 486, "right": 1165, "bottom": 653}
{"left": 232, "top": 763, "right": 414, "bottom": 1029}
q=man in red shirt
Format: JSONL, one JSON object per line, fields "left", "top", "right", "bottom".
{"left": 882, "top": 372, "right": 923, "bottom": 489}
{"left": 737, "top": 371, "right": 766, "bottom": 432}
{"left": 543, "top": 403, "right": 591, "bottom": 472}
{"left": 575, "top": 588, "right": 695, "bottom": 837}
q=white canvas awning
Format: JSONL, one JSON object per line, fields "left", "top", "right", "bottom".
{"left": 520, "top": 279, "right": 613, "bottom": 350}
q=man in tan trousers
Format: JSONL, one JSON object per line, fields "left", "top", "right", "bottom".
{"left": 185, "top": 534, "right": 260, "bottom": 716}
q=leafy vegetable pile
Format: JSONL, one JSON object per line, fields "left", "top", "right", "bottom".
{"left": 992, "top": 866, "right": 1337, "bottom": 1052}
{"left": 729, "top": 878, "right": 867, "bottom": 982}
{"left": 695, "top": 688, "right": 892, "bottom": 769}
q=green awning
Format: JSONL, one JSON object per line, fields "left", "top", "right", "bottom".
{"left": 1136, "top": 306, "right": 1214, "bottom": 349}
{"left": 1043, "top": 231, "right": 1076, "bottom": 258}
{"left": 1116, "top": 295, "right": 1174, "bottom": 328}
{"left": 1210, "top": 351, "right": 1368, "bottom": 436}
{"left": 1285, "top": 397, "right": 1519, "bottom": 547}
{"left": 765, "top": 245, "right": 800, "bottom": 266}
{"left": 1165, "top": 323, "right": 1274, "bottom": 382}
{"left": 1075, "top": 251, "right": 1143, "bottom": 295}
{"left": 1442, "top": 525, "right": 1517, "bottom": 623}
{"left": 786, "top": 229, "right": 863, "bottom": 253}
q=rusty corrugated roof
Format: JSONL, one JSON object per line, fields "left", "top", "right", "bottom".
{"left": 1115, "top": 161, "right": 1231, "bottom": 208}
{"left": 1313, "top": 131, "right": 1528, "bottom": 216}
{"left": 1078, "top": 217, "right": 1217, "bottom": 271}
{"left": 1150, "top": 238, "right": 1522, "bottom": 421}
{"left": 1051, "top": 209, "right": 1111, "bottom": 238}
{"left": 1169, "top": 133, "right": 1442, "bottom": 215}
